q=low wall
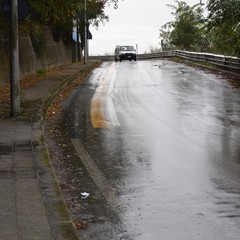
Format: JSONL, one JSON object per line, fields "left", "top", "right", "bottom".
{"left": 0, "top": 27, "right": 72, "bottom": 85}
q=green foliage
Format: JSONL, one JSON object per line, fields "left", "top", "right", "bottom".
{"left": 207, "top": 0, "right": 240, "bottom": 56}
{"left": 28, "top": 0, "right": 77, "bottom": 28}
{"left": 160, "top": 23, "right": 174, "bottom": 50}
{"left": 207, "top": 0, "right": 240, "bottom": 28}
{"left": 0, "top": 0, "right": 120, "bottom": 57}
{"left": 29, "top": 26, "right": 46, "bottom": 58}
{"left": 36, "top": 69, "right": 47, "bottom": 77}
{"left": 25, "top": 0, "right": 120, "bottom": 50}
{"left": 161, "top": 0, "right": 240, "bottom": 56}
{"left": 160, "top": 1, "right": 206, "bottom": 51}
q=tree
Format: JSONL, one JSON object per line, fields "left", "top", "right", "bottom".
{"left": 207, "top": 0, "right": 240, "bottom": 27}
{"left": 0, "top": 0, "right": 120, "bottom": 61}
{"left": 28, "top": 0, "right": 119, "bottom": 28}
{"left": 25, "top": 0, "right": 119, "bottom": 40}
{"left": 21, "top": 0, "right": 120, "bottom": 56}
{"left": 160, "top": 1, "right": 206, "bottom": 51}
{"left": 160, "top": 23, "right": 173, "bottom": 50}
{"left": 207, "top": 0, "right": 240, "bottom": 56}
{"left": 77, "top": 0, "right": 109, "bottom": 49}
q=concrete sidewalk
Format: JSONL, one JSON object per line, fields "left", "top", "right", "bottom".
{"left": 0, "top": 62, "right": 98, "bottom": 240}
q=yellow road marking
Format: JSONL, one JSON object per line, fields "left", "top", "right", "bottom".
{"left": 90, "top": 63, "right": 116, "bottom": 129}
{"left": 91, "top": 95, "right": 108, "bottom": 128}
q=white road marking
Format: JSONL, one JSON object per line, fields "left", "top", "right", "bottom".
{"left": 71, "top": 138, "right": 123, "bottom": 218}
{"left": 107, "top": 63, "right": 121, "bottom": 127}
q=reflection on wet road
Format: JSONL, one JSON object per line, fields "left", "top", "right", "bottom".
{"left": 70, "top": 60, "right": 240, "bottom": 239}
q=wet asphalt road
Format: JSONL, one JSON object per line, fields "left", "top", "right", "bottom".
{"left": 65, "top": 60, "right": 240, "bottom": 239}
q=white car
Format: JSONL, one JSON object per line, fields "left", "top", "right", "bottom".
{"left": 115, "top": 45, "right": 137, "bottom": 62}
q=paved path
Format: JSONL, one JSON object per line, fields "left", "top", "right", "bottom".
{"left": 0, "top": 62, "right": 97, "bottom": 240}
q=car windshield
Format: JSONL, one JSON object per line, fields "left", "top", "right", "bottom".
{"left": 120, "top": 46, "right": 134, "bottom": 51}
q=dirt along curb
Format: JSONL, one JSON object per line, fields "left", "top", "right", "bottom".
{"left": 41, "top": 61, "right": 102, "bottom": 238}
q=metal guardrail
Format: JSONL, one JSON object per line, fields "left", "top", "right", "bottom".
{"left": 89, "top": 50, "right": 240, "bottom": 72}
{"left": 89, "top": 51, "right": 173, "bottom": 61}
{"left": 173, "top": 50, "right": 240, "bottom": 71}
{"left": 137, "top": 51, "right": 174, "bottom": 59}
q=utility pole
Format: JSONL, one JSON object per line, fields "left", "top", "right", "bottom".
{"left": 10, "top": 0, "right": 20, "bottom": 117}
{"left": 84, "top": 0, "right": 88, "bottom": 64}
{"left": 76, "top": 20, "right": 81, "bottom": 61}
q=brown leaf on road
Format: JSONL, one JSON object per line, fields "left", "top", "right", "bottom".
{"left": 73, "top": 219, "right": 88, "bottom": 230}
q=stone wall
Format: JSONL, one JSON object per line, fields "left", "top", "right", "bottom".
{"left": 0, "top": 27, "right": 72, "bottom": 85}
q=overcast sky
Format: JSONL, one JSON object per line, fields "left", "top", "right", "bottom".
{"left": 88, "top": 0, "right": 206, "bottom": 55}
